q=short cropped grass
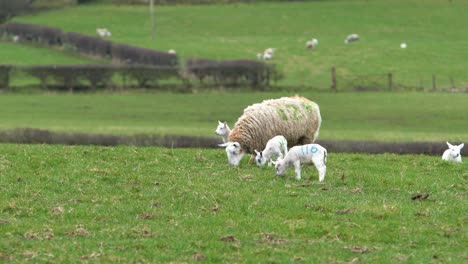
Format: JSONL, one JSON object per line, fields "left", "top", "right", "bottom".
{"left": 10, "top": 0, "right": 468, "bottom": 89}
{"left": 0, "top": 144, "right": 466, "bottom": 262}
{"left": 0, "top": 92, "right": 466, "bottom": 142}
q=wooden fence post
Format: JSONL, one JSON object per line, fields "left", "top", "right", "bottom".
{"left": 331, "top": 65, "right": 337, "bottom": 92}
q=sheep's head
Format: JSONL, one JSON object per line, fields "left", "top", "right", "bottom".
{"left": 215, "top": 121, "right": 229, "bottom": 136}
{"left": 272, "top": 158, "right": 288, "bottom": 176}
{"left": 254, "top": 150, "right": 267, "bottom": 167}
{"left": 219, "top": 142, "right": 245, "bottom": 166}
{"left": 446, "top": 142, "right": 464, "bottom": 159}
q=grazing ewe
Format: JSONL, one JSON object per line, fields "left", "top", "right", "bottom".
{"left": 255, "top": 135, "right": 288, "bottom": 167}
{"left": 220, "top": 96, "right": 321, "bottom": 166}
{"left": 215, "top": 121, "right": 231, "bottom": 143}
{"left": 442, "top": 142, "right": 464, "bottom": 163}
{"left": 344, "top": 33, "right": 359, "bottom": 44}
{"left": 273, "top": 143, "right": 327, "bottom": 182}
{"left": 306, "top": 38, "right": 318, "bottom": 49}
{"left": 96, "top": 28, "right": 111, "bottom": 37}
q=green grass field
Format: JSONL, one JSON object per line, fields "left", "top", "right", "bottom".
{"left": 0, "top": 92, "right": 466, "bottom": 142}
{"left": 0, "top": 144, "right": 466, "bottom": 262}
{"left": 9, "top": 0, "right": 468, "bottom": 89}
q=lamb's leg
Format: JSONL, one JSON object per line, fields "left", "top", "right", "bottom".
{"left": 293, "top": 160, "right": 302, "bottom": 180}
{"left": 312, "top": 155, "right": 326, "bottom": 182}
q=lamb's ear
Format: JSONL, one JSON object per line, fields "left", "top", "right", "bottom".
{"left": 218, "top": 143, "right": 229, "bottom": 147}
{"left": 218, "top": 120, "right": 223, "bottom": 125}
{"left": 446, "top": 142, "right": 453, "bottom": 148}
{"left": 459, "top": 143, "right": 464, "bottom": 149}
{"left": 254, "top": 150, "right": 260, "bottom": 155}
{"left": 223, "top": 121, "right": 227, "bottom": 127}
{"left": 271, "top": 160, "right": 278, "bottom": 165}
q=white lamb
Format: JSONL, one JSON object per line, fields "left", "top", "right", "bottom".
{"left": 442, "top": 142, "right": 464, "bottom": 163}
{"left": 215, "top": 121, "right": 231, "bottom": 143}
{"left": 96, "top": 28, "right": 111, "bottom": 37}
{"left": 168, "top": 49, "right": 176, "bottom": 55}
{"left": 306, "top": 38, "right": 318, "bottom": 49}
{"left": 254, "top": 135, "right": 288, "bottom": 167}
{"left": 344, "top": 33, "right": 359, "bottom": 44}
{"left": 273, "top": 143, "right": 327, "bottom": 182}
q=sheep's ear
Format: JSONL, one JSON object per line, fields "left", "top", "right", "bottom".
{"left": 223, "top": 121, "right": 227, "bottom": 127}
{"left": 218, "top": 143, "right": 229, "bottom": 147}
{"left": 218, "top": 120, "right": 223, "bottom": 125}
{"left": 446, "top": 142, "right": 453, "bottom": 148}
{"left": 254, "top": 150, "right": 260, "bottom": 155}
{"left": 271, "top": 160, "right": 277, "bottom": 165}
{"left": 459, "top": 143, "right": 464, "bottom": 149}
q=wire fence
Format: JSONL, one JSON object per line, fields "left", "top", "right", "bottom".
{"left": 331, "top": 66, "right": 468, "bottom": 93}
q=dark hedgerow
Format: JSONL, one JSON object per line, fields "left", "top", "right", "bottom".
{"left": 186, "top": 58, "right": 281, "bottom": 88}
{"left": 111, "top": 43, "right": 178, "bottom": 66}
{"left": 79, "top": 65, "right": 116, "bottom": 90}
{"left": 24, "top": 65, "right": 50, "bottom": 89}
{"left": 1, "top": 22, "right": 64, "bottom": 46}
{"left": 0, "top": 65, "right": 12, "bottom": 89}
{"left": 124, "top": 65, "right": 181, "bottom": 88}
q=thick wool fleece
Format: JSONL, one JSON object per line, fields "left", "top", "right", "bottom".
{"left": 228, "top": 96, "right": 321, "bottom": 154}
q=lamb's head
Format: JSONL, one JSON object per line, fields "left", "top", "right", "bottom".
{"left": 219, "top": 142, "right": 245, "bottom": 166}
{"left": 446, "top": 142, "right": 464, "bottom": 159}
{"left": 273, "top": 158, "right": 288, "bottom": 176}
{"left": 254, "top": 150, "right": 267, "bottom": 167}
{"left": 215, "top": 121, "right": 229, "bottom": 136}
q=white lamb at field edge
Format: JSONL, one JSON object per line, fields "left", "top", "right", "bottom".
{"left": 442, "top": 142, "right": 464, "bottom": 163}
{"left": 255, "top": 135, "right": 288, "bottom": 167}
{"left": 215, "top": 121, "right": 231, "bottom": 143}
{"left": 273, "top": 143, "right": 327, "bottom": 182}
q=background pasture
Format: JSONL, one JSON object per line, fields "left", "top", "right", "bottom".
{"left": 9, "top": 0, "right": 468, "bottom": 90}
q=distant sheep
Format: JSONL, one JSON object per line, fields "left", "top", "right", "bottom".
{"left": 215, "top": 121, "right": 231, "bottom": 143}
{"left": 96, "top": 28, "right": 111, "bottom": 37}
{"left": 344, "top": 34, "right": 359, "bottom": 44}
{"left": 168, "top": 49, "right": 176, "bottom": 55}
{"left": 220, "top": 96, "right": 322, "bottom": 166}
{"left": 255, "top": 135, "right": 288, "bottom": 167}
{"left": 306, "top": 38, "right": 318, "bottom": 49}
{"left": 442, "top": 142, "right": 464, "bottom": 163}
{"left": 274, "top": 143, "right": 327, "bottom": 182}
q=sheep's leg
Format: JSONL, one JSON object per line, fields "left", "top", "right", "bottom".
{"left": 312, "top": 155, "right": 326, "bottom": 182}
{"left": 293, "top": 160, "right": 302, "bottom": 180}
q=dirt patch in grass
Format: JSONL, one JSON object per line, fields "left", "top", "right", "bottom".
{"left": 0, "top": 128, "right": 460, "bottom": 156}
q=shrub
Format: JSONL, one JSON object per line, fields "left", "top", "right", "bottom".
{"left": 185, "top": 58, "right": 281, "bottom": 88}
{"left": 111, "top": 43, "right": 178, "bottom": 66}
{"left": 124, "top": 65, "right": 181, "bottom": 87}
{"left": 78, "top": 65, "right": 116, "bottom": 90}
{"left": 1, "top": 22, "right": 65, "bottom": 45}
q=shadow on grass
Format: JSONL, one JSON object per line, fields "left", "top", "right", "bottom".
{"left": 0, "top": 128, "right": 462, "bottom": 156}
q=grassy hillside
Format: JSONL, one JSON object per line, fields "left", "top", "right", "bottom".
{"left": 0, "top": 92, "right": 466, "bottom": 142}
{"left": 10, "top": 0, "right": 468, "bottom": 89}
{"left": 0, "top": 42, "right": 94, "bottom": 65}
{"left": 0, "top": 144, "right": 466, "bottom": 262}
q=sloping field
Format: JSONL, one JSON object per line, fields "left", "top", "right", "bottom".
{"left": 10, "top": 0, "right": 468, "bottom": 89}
